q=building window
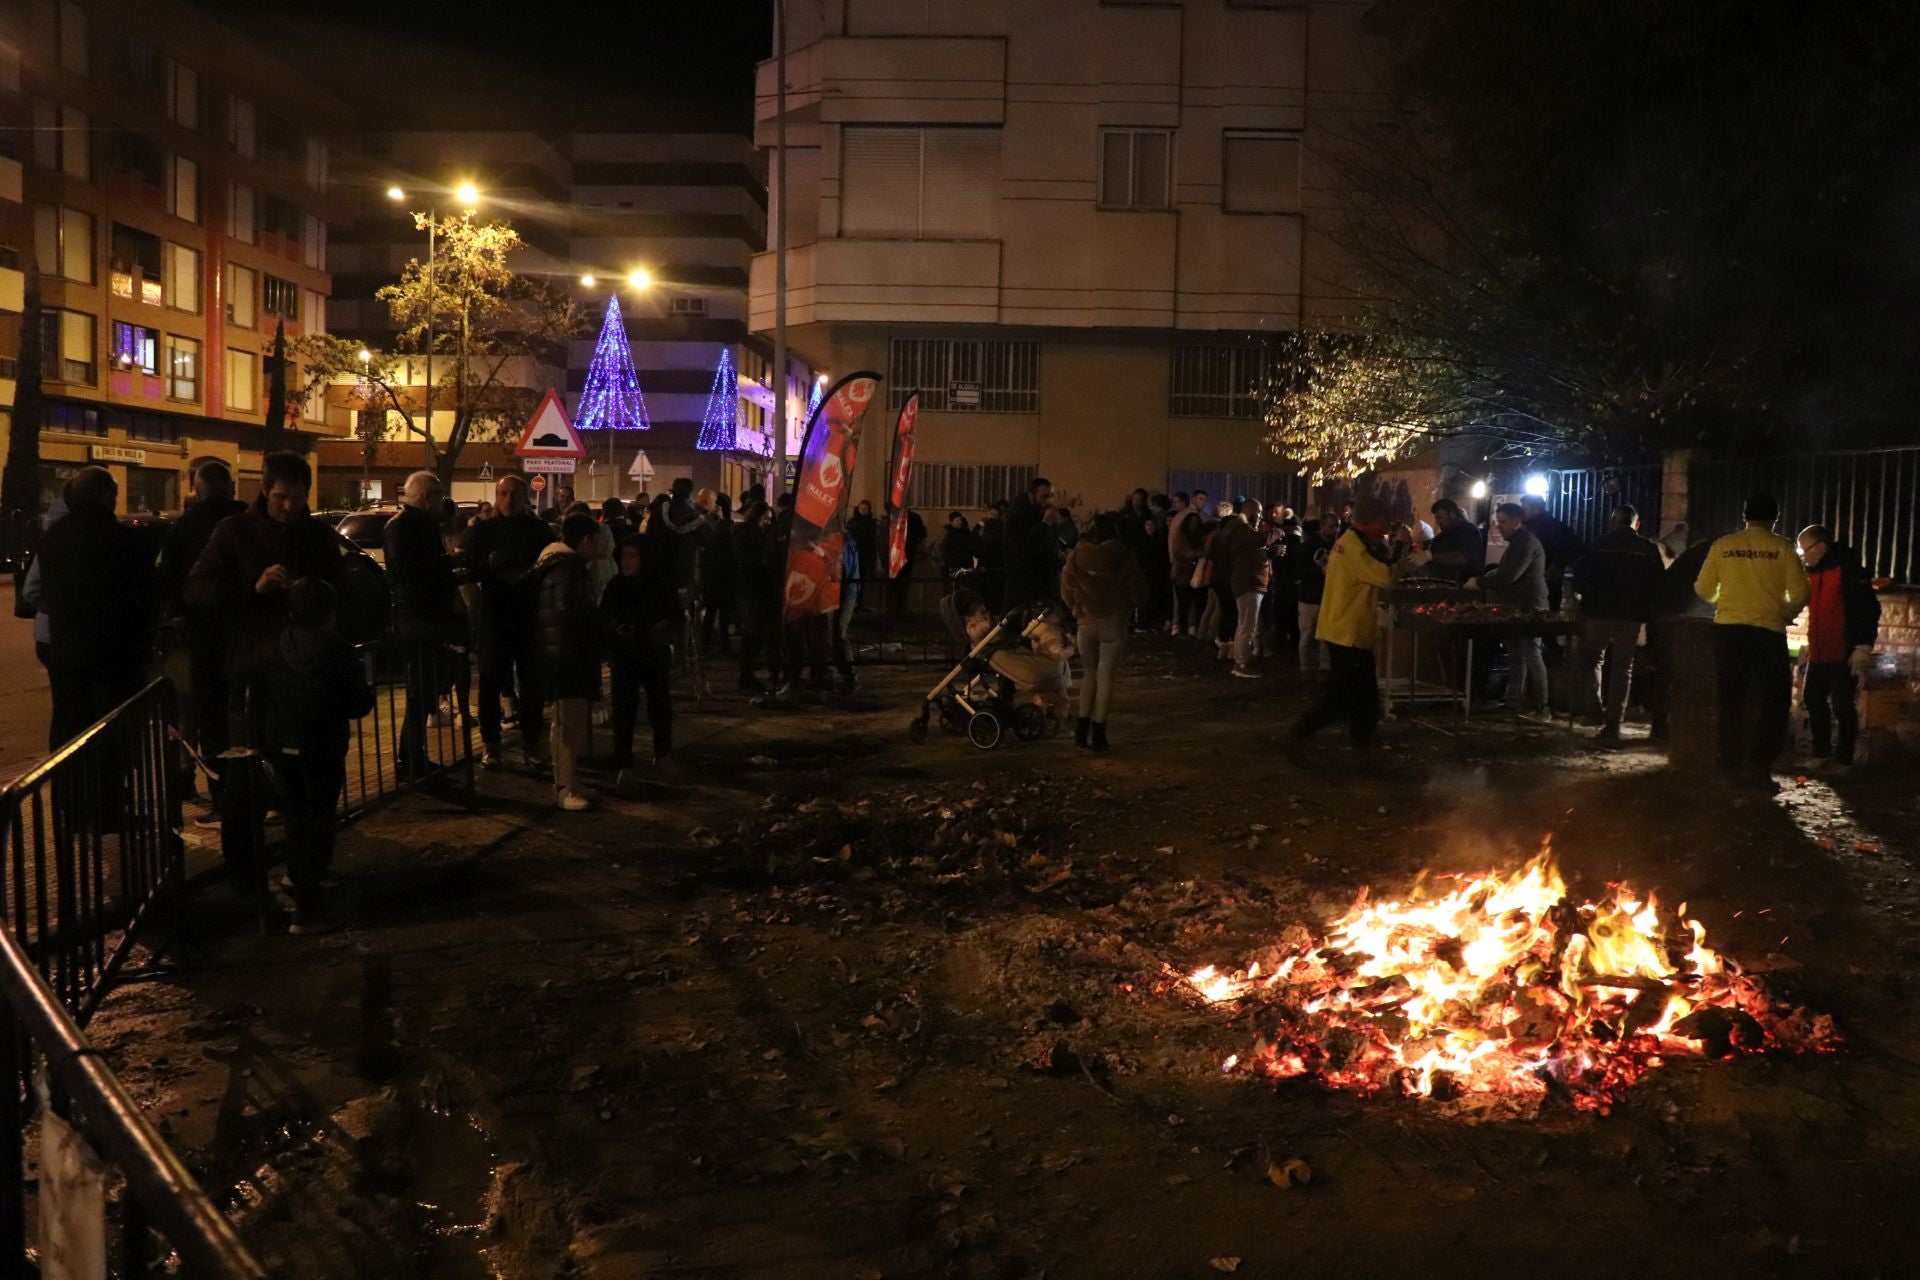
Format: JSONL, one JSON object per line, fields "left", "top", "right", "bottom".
{"left": 304, "top": 138, "right": 328, "bottom": 190}
{"left": 262, "top": 195, "right": 301, "bottom": 251}
{"left": 259, "top": 110, "right": 296, "bottom": 160}
{"left": 165, "top": 335, "right": 200, "bottom": 401}
{"left": 109, "top": 223, "right": 164, "bottom": 304}
{"left": 841, "top": 126, "right": 1001, "bottom": 240}
{"left": 301, "top": 288, "right": 326, "bottom": 335}
{"left": 228, "top": 264, "right": 257, "bottom": 328}
{"left": 887, "top": 337, "right": 1039, "bottom": 413}
{"left": 1099, "top": 128, "right": 1172, "bottom": 210}
{"left": 1170, "top": 341, "right": 1273, "bottom": 419}
{"left": 167, "top": 59, "right": 198, "bottom": 129}
{"left": 1222, "top": 130, "right": 1300, "bottom": 214}
{"left": 164, "top": 242, "right": 200, "bottom": 313}
{"left": 906, "top": 462, "right": 1041, "bottom": 510}
{"left": 31, "top": 100, "right": 90, "bottom": 179}
{"left": 111, "top": 321, "right": 158, "bottom": 375}
{"left": 33, "top": 204, "right": 93, "bottom": 283}
{"left": 170, "top": 154, "right": 198, "bottom": 222}
{"left": 124, "top": 410, "right": 181, "bottom": 444}
{"left": 45, "top": 402, "right": 105, "bottom": 436}
{"left": 42, "top": 309, "right": 97, "bottom": 386}
{"left": 229, "top": 95, "right": 255, "bottom": 158}
{"left": 263, "top": 274, "right": 297, "bottom": 318}
{"left": 225, "top": 348, "right": 256, "bottom": 412}
{"left": 669, "top": 295, "right": 708, "bottom": 317}
{"left": 229, "top": 182, "right": 256, "bottom": 244}
{"left": 302, "top": 215, "right": 325, "bottom": 270}
{"left": 111, "top": 33, "right": 162, "bottom": 107}
{"left": 109, "top": 131, "right": 166, "bottom": 189}
{"left": 58, "top": 1, "right": 89, "bottom": 75}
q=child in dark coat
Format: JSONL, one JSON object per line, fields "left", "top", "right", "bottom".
{"left": 262, "top": 578, "right": 374, "bottom": 934}
{"left": 600, "top": 535, "right": 684, "bottom": 778}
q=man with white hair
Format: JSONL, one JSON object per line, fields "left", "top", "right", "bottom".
{"left": 384, "top": 471, "right": 459, "bottom": 775}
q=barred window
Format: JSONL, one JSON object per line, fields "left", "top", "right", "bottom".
{"left": 888, "top": 337, "right": 1039, "bottom": 413}
{"left": 1169, "top": 341, "right": 1273, "bottom": 419}
{"left": 907, "top": 462, "right": 1040, "bottom": 511}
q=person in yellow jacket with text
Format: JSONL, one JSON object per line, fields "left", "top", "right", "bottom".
{"left": 1694, "top": 493, "right": 1809, "bottom": 794}
{"left": 1285, "top": 497, "right": 1427, "bottom": 763}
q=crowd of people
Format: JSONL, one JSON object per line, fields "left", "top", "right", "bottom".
{"left": 16, "top": 450, "right": 1882, "bottom": 924}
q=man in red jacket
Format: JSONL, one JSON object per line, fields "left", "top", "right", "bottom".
{"left": 1795, "top": 525, "right": 1880, "bottom": 774}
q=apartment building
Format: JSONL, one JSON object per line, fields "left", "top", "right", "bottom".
{"left": 324, "top": 124, "right": 816, "bottom": 506}
{"left": 749, "top": 0, "right": 1389, "bottom": 511}
{"left": 1, "top": 0, "right": 355, "bottom": 513}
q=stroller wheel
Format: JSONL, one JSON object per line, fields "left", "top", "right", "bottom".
{"left": 967, "top": 711, "right": 1004, "bottom": 750}
{"left": 907, "top": 717, "right": 928, "bottom": 744}
{"left": 1011, "top": 704, "right": 1047, "bottom": 742}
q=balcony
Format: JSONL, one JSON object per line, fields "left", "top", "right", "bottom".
{"left": 750, "top": 238, "right": 1002, "bottom": 330}
{"left": 755, "top": 36, "right": 1006, "bottom": 144}
{"left": 0, "top": 249, "right": 21, "bottom": 314}
{"left": 0, "top": 155, "right": 20, "bottom": 204}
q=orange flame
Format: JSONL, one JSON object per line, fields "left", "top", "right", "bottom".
{"left": 1181, "top": 841, "right": 1836, "bottom": 1112}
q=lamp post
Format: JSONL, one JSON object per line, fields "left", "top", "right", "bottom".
{"left": 387, "top": 182, "right": 480, "bottom": 469}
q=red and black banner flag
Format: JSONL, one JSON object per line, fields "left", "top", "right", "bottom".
{"left": 783, "top": 371, "right": 882, "bottom": 622}
{"left": 884, "top": 394, "right": 919, "bottom": 579}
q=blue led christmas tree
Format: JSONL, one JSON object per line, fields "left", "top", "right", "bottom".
{"left": 694, "top": 346, "right": 739, "bottom": 452}
{"left": 574, "top": 295, "right": 650, "bottom": 433}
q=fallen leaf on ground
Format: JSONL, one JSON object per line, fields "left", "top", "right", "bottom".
{"left": 1209, "top": 1258, "right": 1242, "bottom": 1273}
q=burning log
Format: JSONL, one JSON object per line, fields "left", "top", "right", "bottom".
{"left": 1178, "top": 840, "right": 1839, "bottom": 1112}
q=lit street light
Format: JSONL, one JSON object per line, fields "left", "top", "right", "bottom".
{"left": 579, "top": 274, "right": 596, "bottom": 288}
{"left": 456, "top": 182, "right": 480, "bottom": 207}
{"left": 1469, "top": 479, "right": 1489, "bottom": 500}
{"left": 627, "top": 267, "right": 653, "bottom": 291}
{"left": 385, "top": 180, "right": 482, "bottom": 461}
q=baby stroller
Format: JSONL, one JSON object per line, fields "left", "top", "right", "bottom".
{"left": 909, "top": 588, "right": 1068, "bottom": 749}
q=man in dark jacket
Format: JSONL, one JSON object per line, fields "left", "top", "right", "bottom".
{"left": 1427, "top": 499, "right": 1484, "bottom": 586}
{"left": 384, "top": 471, "right": 460, "bottom": 775}
{"left": 1796, "top": 525, "right": 1880, "bottom": 773}
{"left": 158, "top": 461, "right": 246, "bottom": 808}
{"left": 733, "top": 501, "right": 776, "bottom": 693}
{"left": 1210, "top": 498, "right": 1274, "bottom": 677}
{"left": 602, "top": 534, "right": 684, "bottom": 777}
{"left": 38, "top": 467, "right": 157, "bottom": 747}
{"left": 185, "top": 452, "right": 340, "bottom": 743}
{"left": 1572, "top": 505, "right": 1664, "bottom": 740}
{"left": 463, "top": 474, "right": 555, "bottom": 768}
{"left": 1521, "top": 494, "right": 1583, "bottom": 612}
{"left": 536, "top": 513, "right": 603, "bottom": 809}
{"left": 261, "top": 578, "right": 374, "bottom": 934}
{"left": 1003, "top": 478, "right": 1055, "bottom": 607}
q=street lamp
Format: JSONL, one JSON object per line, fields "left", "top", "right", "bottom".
{"left": 1523, "top": 474, "right": 1551, "bottom": 499}
{"left": 627, "top": 267, "right": 653, "bottom": 291}
{"left": 1469, "top": 478, "right": 1489, "bottom": 500}
{"left": 388, "top": 181, "right": 482, "bottom": 461}
{"left": 579, "top": 274, "right": 596, "bottom": 288}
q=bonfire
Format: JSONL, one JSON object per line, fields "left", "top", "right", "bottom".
{"left": 1181, "top": 842, "right": 1838, "bottom": 1115}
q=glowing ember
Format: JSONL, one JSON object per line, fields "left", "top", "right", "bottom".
{"left": 1179, "top": 841, "right": 1838, "bottom": 1114}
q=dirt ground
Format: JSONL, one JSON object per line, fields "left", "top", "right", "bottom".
{"left": 88, "top": 637, "right": 1920, "bottom": 1279}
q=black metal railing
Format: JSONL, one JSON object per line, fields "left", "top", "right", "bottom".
{"left": 226, "top": 639, "right": 476, "bottom": 924}
{"left": 1491, "top": 463, "right": 1667, "bottom": 545}
{"left": 0, "top": 921, "right": 267, "bottom": 1278}
{"left": 0, "top": 679, "right": 182, "bottom": 1023}
{"left": 0, "top": 679, "right": 265, "bottom": 1276}
{"left": 341, "top": 637, "right": 477, "bottom": 821}
{"left": 1691, "top": 446, "right": 1920, "bottom": 585}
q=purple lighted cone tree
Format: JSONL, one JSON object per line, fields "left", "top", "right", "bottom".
{"left": 694, "top": 346, "right": 740, "bottom": 452}
{"left": 575, "top": 295, "right": 651, "bottom": 433}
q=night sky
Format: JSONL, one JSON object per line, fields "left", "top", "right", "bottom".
{"left": 199, "top": 0, "right": 776, "bottom": 129}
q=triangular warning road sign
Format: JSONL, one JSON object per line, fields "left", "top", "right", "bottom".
{"left": 515, "top": 389, "right": 586, "bottom": 459}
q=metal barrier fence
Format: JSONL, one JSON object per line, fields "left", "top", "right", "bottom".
{"left": 1493, "top": 463, "right": 1667, "bottom": 545}
{"left": 1690, "top": 446, "right": 1920, "bottom": 585}
{"left": 0, "top": 921, "right": 266, "bottom": 1278}
{"left": 0, "top": 679, "right": 181, "bottom": 1023}
{"left": 0, "top": 679, "right": 266, "bottom": 1276}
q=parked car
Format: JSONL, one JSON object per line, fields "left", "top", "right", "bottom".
{"left": 335, "top": 508, "right": 401, "bottom": 567}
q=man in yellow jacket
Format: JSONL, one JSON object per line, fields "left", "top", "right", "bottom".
{"left": 1694, "top": 492, "right": 1809, "bottom": 793}
{"left": 1286, "top": 496, "right": 1426, "bottom": 761}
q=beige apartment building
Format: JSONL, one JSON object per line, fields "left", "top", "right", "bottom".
{"left": 1, "top": 0, "right": 355, "bottom": 514}
{"left": 750, "top": 0, "right": 1387, "bottom": 512}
